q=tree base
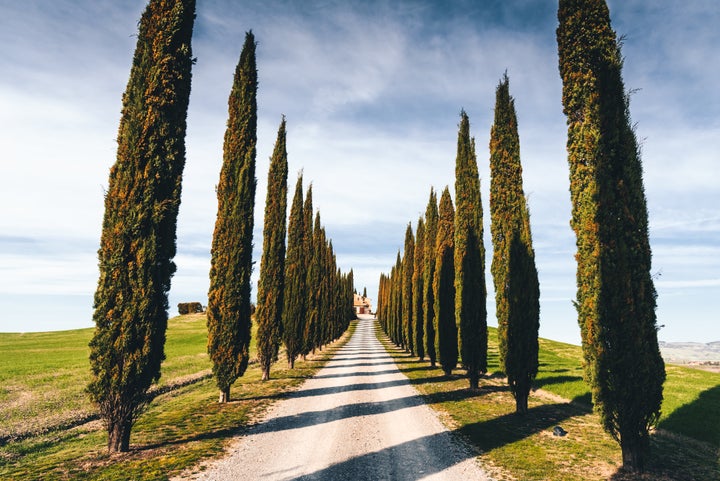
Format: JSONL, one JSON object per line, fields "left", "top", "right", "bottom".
{"left": 218, "top": 388, "right": 230, "bottom": 403}
{"left": 107, "top": 419, "right": 132, "bottom": 453}
{"left": 621, "top": 437, "right": 647, "bottom": 473}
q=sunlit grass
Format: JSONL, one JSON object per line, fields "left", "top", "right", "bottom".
{"left": 379, "top": 323, "right": 720, "bottom": 481}
{"left": 0, "top": 316, "right": 356, "bottom": 481}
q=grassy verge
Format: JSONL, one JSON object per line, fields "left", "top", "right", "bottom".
{"left": 0, "top": 316, "right": 357, "bottom": 481}
{"left": 377, "top": 322, "right": 719, "bottom": 481}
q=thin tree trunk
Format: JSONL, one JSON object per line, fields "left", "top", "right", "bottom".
{"left": 468, "top": 371, "right": 480, "bottom": 390}
{"left": 515, "top": 390, "right": 529, "bottom": 414}
{"left": 218, "top": 387, "right": 230, "bottom": 403}
{"left": 261, "top": 365, "right": 270, "bottom": 381}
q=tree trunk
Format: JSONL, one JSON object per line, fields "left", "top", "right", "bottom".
{"left": 443, "top": 368, "right": 452, "bottom": 377}
{"left": 261, "top": 365, "right": 270, "bottom": 381}
{"left": 430, "top": 360, "right": 436, "bottom": 368}
{"left": 218, "top": 387, "right": 230, "bottom": 403}
{"left": 621, "top": 435, "right": 646, "bottom": 472}
{"left": 515, "top": 390, "right": 529, "bottom": 414}
{"left": 468, "top": 371, "right": 480, "bottom": 390}
{"left": 288, "top": 358, "right": 295, "bottom": 369}
{"left": 107, "top": 418, "right": 132, "bottom": 453}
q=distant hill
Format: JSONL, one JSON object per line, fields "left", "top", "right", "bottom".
{"left": 659, "top": 341, "right": 720, "bottom": 370}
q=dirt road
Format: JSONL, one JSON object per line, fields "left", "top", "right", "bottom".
{"left": 175, "top": 316, "right": 492, "bottom": 480}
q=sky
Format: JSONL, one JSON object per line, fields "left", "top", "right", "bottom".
{"left": 0, "top": 0, "right": 718, "bottom": 344}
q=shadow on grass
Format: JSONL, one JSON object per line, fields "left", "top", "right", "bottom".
{"left": 659, "top": 384, "right": 720, "bottom": 448}
{"left": 534, "top": 375, "right": 583, "bottom": 389}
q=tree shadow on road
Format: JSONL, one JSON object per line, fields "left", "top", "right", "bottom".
{"left": 286, "top": 402, "right": 577, "bottom": 481}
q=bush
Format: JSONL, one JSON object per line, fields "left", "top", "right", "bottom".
{"left": 178, "top": 302, "right": 203, "bottom": 315}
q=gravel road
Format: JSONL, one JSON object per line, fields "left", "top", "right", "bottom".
{"left": 174, "top": 315, "right": 493, "bottom": 481}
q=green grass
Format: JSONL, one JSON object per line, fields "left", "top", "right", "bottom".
{"left": 0, "top": 315, "right": 357, "bottom": 481}
{"left": 379, "top": 324, "right": 720, "bottom": 481}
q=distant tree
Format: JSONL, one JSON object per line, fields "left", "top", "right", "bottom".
{"left": 87, "top": 0, "right": 196, "bottom": 452}
{"left": 283, "top": 174, "right": 306, "bottom": 368}
{"left": 393, "top": 251, "right": 403, "bottom": 348}
{"left": 423, "top": 188, "right": 439, "bottom": 367}
{"left": 206, "top": 31, "right": 258, "bottom": 404}
{"left": 362, "top": 286, "right": 367, "bottom": 298}
{"left": 413, "top": 217, "right": 426, "bottom": 360}
{"left": 402, "top": 223, "right": 415, "bottom": 355}
{"left": 256, "top": 117, "right": 288, "bottom": 381}
{"left": 558, "top": 0, "right": 665, "bottom": 471}
{"left": 489, "top": 74, "right": 540, "bottom": 414}
{"left": 454, "top": 111, "right": 487, "bottom": 390}
{"left": 305, "top": 211, "right": 322, "bottom": 354}
{"left": 299, "top": 185, "right": 314, "bottom": 358}
{"left": 434, "top": 187, "right": 458, "bottom": 377}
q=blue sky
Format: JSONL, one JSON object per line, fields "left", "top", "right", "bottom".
{"left": 0, "top": 0, "right": 718, "bottom": 344}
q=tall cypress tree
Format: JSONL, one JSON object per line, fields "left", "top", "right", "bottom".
{"left": 423, "top": 188, "right": 439, "bottom": 367}
{"left": 402, "top": 223, "right": 415, "bottom": 355}
{"left": 283, "top": 174, "right": 306, "bottom": 368}
{"left": 435, "top": 187, "right": 458, "bottom": 377}
{"left": 207, "top": 31, "right": 257, "bottom": 404}
{"left": 413, "top": 217, "right": 426, "bottom": 360}
{"left": 558, "top": 0, "right": 665, "bottom": 471}
{"left": 305, "top": 211, "right": 322, "bottom": 354}
{"left": 87, "top": 0, "right": 195, "bottom": 452}
{"left": 489, "top": 74, "right": 540, "bottom": 414}
{"left": 299, "top": 185, "right": 314, "bottom": 358}
{"left": 393, "top": 251, "right": 403, "bottom": 348}
{"left": 454, "top": 111, "right": 487, "bottom": 390}
{"left": 256, "top": 117, "right": 288, "bottom": 381}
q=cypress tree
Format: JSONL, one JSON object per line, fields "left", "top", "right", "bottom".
{"left": 283, "top": 174, "right": 306, "bottom": 368}
{"left": 207, "top": 31, "right": 257, "bottom": 404}
{"left": 423, "top": 188, "right": 439, "bottom": 367}
{"left": 413, "top": 217, "right": 426, "bottom": 360}
{"left": 305, "top": 211, "right": 322, "bottom": 354}
{"left": 402, "top": 224, "right": 415, "bottom": 355}
{"left": 454, "top": 111, "right": 487, "bottom": 390}
{"left": 435, "top": 187, "right": 458, "bottom": 377}
{"left": 299, "top": 186, "right": 314, "bottom": 358}
{"left": 558, "top": 0, "right": 665, "bottom": 470}
{"left": 489, "top": 74, "right": 540, "bottom": 414}
{"left": 393, "top": 251, "right": 403, "bottom": 348}
{"left": 87, "top": 0, "right": 195, "bottom": 452}
{"left": 256, "top": 117, "right": 288, "bottom": 381}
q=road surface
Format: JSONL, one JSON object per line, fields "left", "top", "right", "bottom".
{"left": 174, "top": 315, "right": 492, "bottom": 481}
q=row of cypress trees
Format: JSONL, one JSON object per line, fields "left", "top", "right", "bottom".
{"left": 380, "top": 0, "right": 665, "bottom": 471}
{"left": 88, "top": 6, "right": 353, "bottom": 452}
{"left": 282, "top": 174, "right": 355, "bottom": 372}
{"left": 378, "top": 89, "right": 538, "bottom": 412}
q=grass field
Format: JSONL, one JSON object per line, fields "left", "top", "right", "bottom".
{"left": 378, "top": 324, "right": 720, "bottom": 481}
{"left": 1, "top": 317, "right": 717, "bottom": 480}
{"left": 0, "top": 315, "right": 356, "bottom": 481}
